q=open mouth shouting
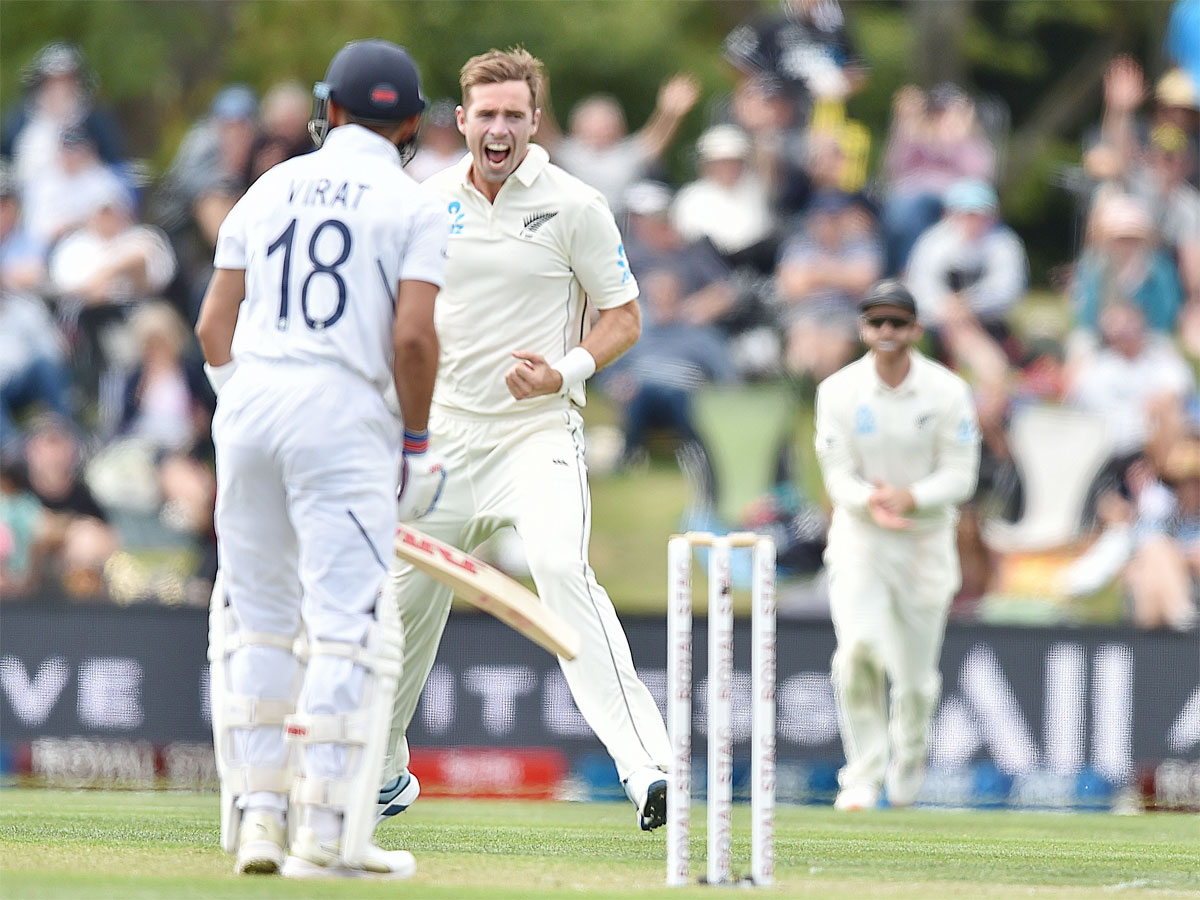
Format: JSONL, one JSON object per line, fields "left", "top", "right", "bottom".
{"left": 483, "top": 142, "right": 512, "bottom": 171}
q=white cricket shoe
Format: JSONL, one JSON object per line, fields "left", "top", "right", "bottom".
{"left": 833, "top": 784, "right": 880, "bottom": 812}
{"left": 234, "top": 809, "right": 286, "bottom": 875}
{"left": 885, "top": 757, "right": 927, "bottom": 808}
{"left": 623, "top": 765, "right": 668, "bottom": 831}
{"left": 280, "top": 826, "right": 416, "bottom": 881}
{"left": 375, "top": 770, "right": 421, "bottom": 829}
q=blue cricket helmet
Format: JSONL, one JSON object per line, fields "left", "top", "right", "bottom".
{"left": 309, "top": 39, "right": 427, "bottom": 150}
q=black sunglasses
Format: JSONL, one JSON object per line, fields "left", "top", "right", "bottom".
{"left": 863, "top": 315, "right": 915, "bottom": 329}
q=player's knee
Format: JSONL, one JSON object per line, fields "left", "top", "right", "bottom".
{"left": 831, "top": 640, "right": 882, "bottom": 690}
{"left": 890, "top": 672, "right": 941, "bottom": 713}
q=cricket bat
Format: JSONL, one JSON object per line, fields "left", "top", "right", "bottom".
{"left": 393, "top": 522, "right": 581, "bottom": 660}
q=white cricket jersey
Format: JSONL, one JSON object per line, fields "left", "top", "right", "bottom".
{"left": 422, "top": 143, "right": 639, "bottom": 417}
{"left": 815, "top": 350, "right": 981, "bottom": 532}
{"left": 214, "top": 125, "right": 446, "bottom": 394}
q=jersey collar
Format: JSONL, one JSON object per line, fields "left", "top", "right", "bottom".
{"left": 322, "top": 124, "right": 402, "bottom": 166}
{"left": 455, "top": 142, "right": 550, "bottom": 198}
{"left": 869, "top": 349, "right": 922, "bottom": 395}
{"left": 510, "top": 142, "right": 550, "bottom": 187}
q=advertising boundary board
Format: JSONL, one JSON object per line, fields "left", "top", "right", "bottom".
{"left": 1, "top": 606, "right": 1196, "bottom": 805}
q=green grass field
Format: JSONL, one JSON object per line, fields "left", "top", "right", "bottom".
{"left": 1, "top": 790, "right": 1196, "bottom": 899}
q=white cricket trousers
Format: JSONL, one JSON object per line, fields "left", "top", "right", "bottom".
{"left": 384, "top": 405, "right": 670, "bottom": 782}
{"left": 824, "top": 511, "right": 959, "bottom": 793}
{"left": 213, "top": 361, "right": 400, "bottom": 811}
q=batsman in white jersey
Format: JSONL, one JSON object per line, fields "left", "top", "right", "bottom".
{"left": 195, "top": 40, "right": 446, "bottom": 879}
{"left": 814, "top": 279, "right": 980, "bottom": 812}
{"left": 376, "top": 47, "right": 673, "bottom": 833}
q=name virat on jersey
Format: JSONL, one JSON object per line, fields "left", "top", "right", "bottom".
{"left": 287, "top": 178, "right": 372, "bottom": 210}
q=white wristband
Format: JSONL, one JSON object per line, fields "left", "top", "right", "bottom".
{"left": 204, "top": 360, "right": 238, "bottom": 395}
{"left": 550, "top": 347, "right": 596, "bottom": 393}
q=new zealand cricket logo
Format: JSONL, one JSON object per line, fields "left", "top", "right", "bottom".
{"left": 521, "top": 210, "right": 558, "bottom": 239}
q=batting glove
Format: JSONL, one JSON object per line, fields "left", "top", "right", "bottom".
{"left": 396, "top": 430, "right": 446, "bottom": 521}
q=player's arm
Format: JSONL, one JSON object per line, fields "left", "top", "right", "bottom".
{"left": 907, "top": 380, "right": 981, "bottom": 509}
{"left": 392, "top": 279, "right": 440, "bottom": 432}
{"left": 195, "top": 267, "right": 245, "bottom": 392}
{"left": 813, "top": 382, "right": 873, "bottom": 514}
{"left": 507, "top": 299, "right": 641, "bottom": 400}
{"left": 195, "top": 188, "right": 252, "bottom": 392}
{"left": 393, "top": 278, "right": 444, "bottom": 521}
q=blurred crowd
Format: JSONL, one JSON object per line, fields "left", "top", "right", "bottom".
{"left": 2, "top": 0, "right": 1198, "bottom": 630}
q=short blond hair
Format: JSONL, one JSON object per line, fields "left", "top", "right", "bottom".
{"left": 460, "top": 47, "right": 543, "bottom": 112}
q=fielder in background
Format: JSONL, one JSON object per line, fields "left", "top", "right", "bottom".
{"left": 813, "top": 279, "right": 980, "bottom": 811}
{"left": 195, "top": 39, "right": 446, "bottom": 879}
{"left": 377, "top": 47, "right": 673, "bottom": 833}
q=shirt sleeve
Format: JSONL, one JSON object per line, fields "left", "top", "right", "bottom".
{"left": 569, "top": 194, "right": 640, "bottom": 309}
{"left": 814, "top": 380, "right": 873, "bottom": 514}
{"left": 399, "top": 195, "right": 447, "bottom": 288}
{"left": 213, "top": 190, "right": 250, "bottom": 270}
{"left": 908, "top": 377, "right": 981, "bottom": 510}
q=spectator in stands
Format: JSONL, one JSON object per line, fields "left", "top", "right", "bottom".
{"left": 1130, "top": 123, "right": 1200, "bottom": 307}
{"left": 1082, "top": 60, "right": 1197, "bottom": 193}
{"left": 1122, "top": 443, "right": 1200, "bottom": 630}
{"left": 727, "top": 72, "right": 863, "bottom": 225}
{"left": 46, "top": 180, "right": 177, "bottom": 424}
{"left": 1070, "top": 302, "right": 1193, "bottom": 483}
{"left": 725, "top": 74, "right": 808, "bottom": 216}
{"left": 600, "top": 182, "right": 737, "bottom": 483}
{"left": 1069, "top": 193, "right": 1182, "bottom": 343}
{"left": 906, "top": 178, "right": 1028, "bottom": 368}
{"left": 775, "top": 189, "right": 882, "bottom": 389}
{"left": 1151, "top": 69, "right": 1199, "bottom": 186}
{"left": 672, "top": 124, "right": 776, "bottom": 273}
{"left": 0, "top": 292, "right": 74, "bottom": 456}
{"left": 0, "top": 458, "right": 53, "bottom": 600}
{"left": 116, "top": 302, "right": 216, "bottom": 591}
{"left": 0, "top": 42, "right": 125, "bottom": 197}
{"left": 0, "top": 166, "right": 47, "bottom": 293}
{"left": 77, "top": 301, "right": 216, "bottom": 602}
{"left": 116, "top": 302, "right": 211, "bottom": 452}
{"left": 22, "top": 127, "right": 130, "bottom": 246}
{"left": 622, "top": 181, "right": 738, "bottom": 329}
{"left": 1059, "top": 302, "right": 1194, "bottom": 597}
{"left": 789, "top": 129, "right": 853, "bottom": 218}
{"left": 549, "top": 73, "right": 699, "bottom": 220}
{"left": 722, "top": 0, "right": 866, "bottom": 126}
{"left": 154, "top": 84, "right": 258, "bottom": 321}
{"left": 405, "top": 99, "right": 466, "bottom": 182}
{"left": 20, "top": 414, "right": 119, "bottom": 599}
{"left": 245, "top": 81, "right": 313, "bottom": 183}
{"left": 47, "top": 180, "right": 176, "bottom": 310}
{"left": 880, "top": 84, "right": 996, "bottom": 275}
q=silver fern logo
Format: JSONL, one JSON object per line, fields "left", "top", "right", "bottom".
{"left": 521, "top": 210, "right": 558, "bottom": 238}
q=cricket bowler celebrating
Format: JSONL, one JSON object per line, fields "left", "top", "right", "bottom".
{"left": 196, "top": 39, "right": 446, "bottom": 878}
{"left": 813, "top": 279, "right": 980, "bottom": 811}
{"left": 376, "top": 47, "right": 673, "bottom": 833}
